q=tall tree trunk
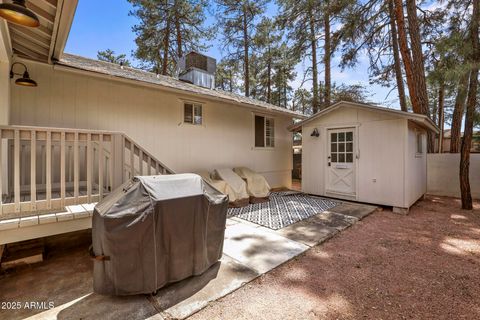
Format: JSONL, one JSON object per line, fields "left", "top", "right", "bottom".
{"left": 324, "top": 0, "right": 331, "bottom": 108}
{"left": 450, "top": 72, "right": 469, "bottom": 153}
{"left": 308, "top": 3, "right": 319, "bottom": 114}
{"left": 460, "top": 0, "right": 479, "bottom": 210}
{"left": 174, "top": 0, "right": 183, "bottom": 58}
{"left": 406, "top": 0, "right": 428, "bottom": 116}
{"left": 242, "top": 3, "right": 250, "bottom": 97}
{"left": 388, "top": 0, "right": 407, "bottom": 112}
{"left": 283, "top": 69, "right": 287, "bottom": 108}
{"left": 393, "top": 0, "right": 421, "bottom": 114}
{"left": 162, "top": 17, "right": 171, "bottom": 75}
{"left": 438, "top": 82, "right": 445, "bottom": 153}
{"left": 267, "top": 48, "right": 271, "bottom": 103}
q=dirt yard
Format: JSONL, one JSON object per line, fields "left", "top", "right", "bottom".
{"left": 191, "top": 196, "right": 480, "bottom": 320}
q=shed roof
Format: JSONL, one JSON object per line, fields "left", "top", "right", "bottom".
{"left": 289, "top": 101, "right": 439, "bottom": 134}
{"left": 56, "top": 54, "right": 306, "bottom": 119}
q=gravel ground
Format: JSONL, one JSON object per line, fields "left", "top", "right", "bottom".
{"left": 190, "top": 196, "right": 480, "bottom": 320}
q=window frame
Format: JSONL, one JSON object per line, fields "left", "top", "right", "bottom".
{"left": 329, "top": 129, "right": 354, "bottom": 164}
{"left": 183, "top": 101, "right": 203, "bottom": 126}
{"left": 415, "top": 130, "right": 424, "bottom": 157}
{"left": 253, "top": 114, "right": 275, "bottom": 149}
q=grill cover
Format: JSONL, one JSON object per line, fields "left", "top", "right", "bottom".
{"left": 92, "top": 174, "right": 228, "bottom": 295}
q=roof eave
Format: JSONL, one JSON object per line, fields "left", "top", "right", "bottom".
{"left": 53, "top": 62, "right": 306, "bottom": 119}
{"left": 288, "top": 101, "right": 440, "bottom": 133}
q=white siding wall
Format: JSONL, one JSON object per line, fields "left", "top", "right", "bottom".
{"left": 427, "top": 153, "right": 480, "bottom": 199}
{"left": 0, "top": 21, "right": 10, "bottom": 125}
{"left": 302, "top": 107, "right": 407, "bottom": 207}
{"left": 9, "top": 61, "right": 293, "bottom": 187}
{"left": 404, "top": 121, "right": 427, "bottom": 207}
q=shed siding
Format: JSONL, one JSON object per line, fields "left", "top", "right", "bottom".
{"left": 302, "top": 107, "right": 407, "bottom": 207}
{"left": 9, "top": 61, "right": 293, "bottom": 187}
{"left": 405, "top": 121, "right": 427, "bottom": 206}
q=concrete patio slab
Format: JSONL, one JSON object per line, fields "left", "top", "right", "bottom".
{"left": 276, "top": 218, "right": 339, "bottom": 247}
{"left": 223, "top": 223, "right": 309, "bottom": 274}
{"left": 151, "top": 255, "right": 259, "bottom": 319}
{"left": 330, "top": 203, "right": 377, "bottom": 220}
{"left": 46, "top": 293, "right": 157, "bottom": 320}
{"left": 311, "top": 211, "right": 359, "bottom": 231}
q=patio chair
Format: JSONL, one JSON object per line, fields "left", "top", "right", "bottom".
{"left": 233, "top": 167, "right": 271, "bottom": 203}
{"left": 196, "top": 171, "right": 235, "bottom": 202}
{"left": 212, "top": 169, "right": 249, "bottom": 207}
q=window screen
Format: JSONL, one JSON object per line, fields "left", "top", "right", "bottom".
{"left": 265, "top": 118, "right": 275, "bottom": 147}
{"left": 255, "top": 115, "right": 275, "bottom": 148}
{"left": 184, "top": 102, "right": 202, "bottom": 125}
{"left": 416, "top": 132, "right": 423, "bottom": 154}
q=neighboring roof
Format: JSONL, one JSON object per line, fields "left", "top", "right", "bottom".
{"left": 56, "top": 54, "right": 306, "bottom": 119}
{"left": 442, "top": 129, "right": 480, "bottom": 139}
{"left": 289, "top": 101, "right": 440, "bottom": 134}
{"left": 6, "top": 0, "right": 78, "bottom": 63}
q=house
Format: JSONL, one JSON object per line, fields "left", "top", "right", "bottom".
{"left": 437, "top": 129, "right": 480, "bottom": 153}
{"left": 290, "top": 101, "right": 439, "bottom": 213}
{"left": 0, "top": 1, "right": 305, "bottom": 245}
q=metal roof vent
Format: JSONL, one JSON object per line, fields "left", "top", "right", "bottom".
{"left": 178, "top": 52, "right": 216, "bottom": 89}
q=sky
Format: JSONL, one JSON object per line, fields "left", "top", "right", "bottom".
{"left": 65, "top": 0, "right": 398, "bottom": 109}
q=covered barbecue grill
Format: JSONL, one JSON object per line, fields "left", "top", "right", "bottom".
{"left": 91, "top": 173, "right": 228, "bottom": 296}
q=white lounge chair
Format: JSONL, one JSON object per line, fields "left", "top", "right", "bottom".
{"left": 233, "top": 167, "right": 270, "bottom": 202}
{"left": 196, "top": 171, "right": 235, "bottom": 202}
{"left": 212, "top": 169, "right": 249, "bottom": 207}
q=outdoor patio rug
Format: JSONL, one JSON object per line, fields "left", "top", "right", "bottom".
{"left": 228, "top": 191, "right": 339, "bottom": 230}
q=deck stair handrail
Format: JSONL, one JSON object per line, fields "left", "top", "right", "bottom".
{"left": 0, "top": 125, "right": 174, "bottom": 219}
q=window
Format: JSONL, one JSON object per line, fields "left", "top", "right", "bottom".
{"left": 184, "top": 102, "right": 202, "bottom": 125}
{"left": 330, "top": 130, "right": 354, "bottom": 163}
{"left": 416, "top": 131, "right": 423, "bottom": 155}
{"left": 254, "top": 115, "right": 275, "bottom": 148}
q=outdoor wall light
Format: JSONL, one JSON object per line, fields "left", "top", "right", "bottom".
{"left": 311, "top": 128, "right": 319, "bottom": 137}
{"left": 0, "top": 0, "right": 40, "bottom": 27}
{"left": 10, "top": 62, "right": 37, "bottom": 87}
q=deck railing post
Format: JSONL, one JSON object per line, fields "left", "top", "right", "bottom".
{"left": 98, "top": 134, "right": 104, "bottom": 198}
{"left": 14, "top": 130, "right": 20, "bottom": 212}
{"left": 111, "top": 134, "right": 124, "bottom": 189}
{"left": 46, "top": 131, "right": 52, "bottom": 209}
{"left": 74, "top": 132, "right": 79, "bottom": 204}
{"left": 30, "top": 130, "right": 36, "bottom": 211}
{"left": 86, "top": 133, "right": 92, "bottom": 203}
{"left": 60, "top": 132, "right": 66, "bottom": 207}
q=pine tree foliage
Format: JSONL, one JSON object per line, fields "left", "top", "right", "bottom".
{"left": 97, "top": 49, "right": 131, "bottom": 66}
{"left": 128, "top": 0, "right": 212, "bottom": 75}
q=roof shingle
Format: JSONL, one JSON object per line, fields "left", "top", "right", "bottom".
{"left": 58, "top": 54, "right": 306, "bottom": 119}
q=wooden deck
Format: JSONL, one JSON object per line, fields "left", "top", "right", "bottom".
{"left": 0, "top": 125, "right": 174, "bottom": 244}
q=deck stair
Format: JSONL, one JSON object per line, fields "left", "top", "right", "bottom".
{"left": 0, "top": 125, "right": 174, "bottom": 245}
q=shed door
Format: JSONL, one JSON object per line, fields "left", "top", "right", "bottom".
{"left": 326, "top": 128, "right": 356, "bottom": 195}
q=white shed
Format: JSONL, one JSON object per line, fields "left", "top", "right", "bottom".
{"left": 291, "top": 101, "right": 439, "bottom": 213}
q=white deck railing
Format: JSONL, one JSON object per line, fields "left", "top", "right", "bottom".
{"left": 0, "top": 126, "right": 173, "bottom": 218}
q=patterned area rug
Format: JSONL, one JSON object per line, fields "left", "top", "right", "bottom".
{"left": 228, "top": 191, "right": 339, "bottom": 230}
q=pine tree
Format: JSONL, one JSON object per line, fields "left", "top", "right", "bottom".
{"left": 216, "top": 0, "right": 267, "bottom": 97}
{"left": 216, "top": 58, "right": 240, "bottom": 92}
{"left": 292, "top": 88, "right": 313, "bottom": 114}
{"left": 460, "top": 0, "right": 479, "bottom": 210}
{"left": 339, "top": 0, "right": 407, "bottom": 111}
{"left": 97, "top": 49, "right": 131, "bottom": 66}
{"left": 271, "top": 43, "right": 298, "bottom": 108}
{"left": 128, "top": 0, "right": 211, "bottom": 75}
{"left": 253, "top": 17, "right": 282, "bottom": 103}
{"left": 277, "top": 0, "right": 322, "bottom": 112}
